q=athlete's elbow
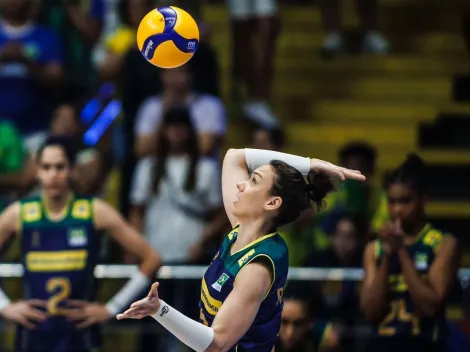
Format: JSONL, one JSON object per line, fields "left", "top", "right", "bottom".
{"left": 224, "top": 149, "right": 244, "bottom": 165}
{"left": 361, "top": 299, "right": 386, "bottom": 325}
{"left": 204, "top": 329, "right": 231, "bottom": 352}
{"left": 141, "top": 249, "right": 161, "bottom": 275}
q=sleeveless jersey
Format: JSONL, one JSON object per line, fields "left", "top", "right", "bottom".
{"left": 16, "top": 194, "right": 102, "bottom": 352}
{"left": 374, "top": 223, "right": 449, "bottom": 343}
{"left": 199, "top": 226, "right": 289, "bottom": 352}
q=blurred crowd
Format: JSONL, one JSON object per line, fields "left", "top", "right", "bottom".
{"left": 0, "top": 0, "right": 468, "bottom": 351}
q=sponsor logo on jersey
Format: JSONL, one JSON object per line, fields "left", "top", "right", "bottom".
{"left": 68, "top": 228, "right": 88, "bottom": 247}
{"left": 414, "top": 252, "right": 428, "bottom": 270}
{"left": 238, "top": 249, "right": 256, "bottom": 267}
{"left": 211, "top": 273, "right": 229, "bottom": 292}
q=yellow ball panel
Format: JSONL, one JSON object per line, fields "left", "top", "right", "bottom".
{"left": 170, "top": 6, "right": 200, "bottom": 40}
{"left": 150, "top": 41, "right": 194, "bottom": 69}
{"left": 136, "top": 9, "right": 165, "bottom": 51}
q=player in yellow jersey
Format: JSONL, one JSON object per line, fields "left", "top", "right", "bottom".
{"left": 117, "top": 148, "right": 364, "bottom": 352}
{"left": 361, "top": 154, "right": 460, "bottom": 352}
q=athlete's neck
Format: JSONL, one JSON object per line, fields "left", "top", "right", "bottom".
{"left": 232, "top": 219, "right": 274, "bottom": 253}
{"left": 404, "top": 219, "right": 427, "bottom": 241}
{"left": 43, "top": 191, "right": 72, "bottom": 215}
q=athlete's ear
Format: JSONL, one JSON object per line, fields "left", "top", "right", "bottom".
{"left": 265, "top": 196, "right": 282, "bottom": 212}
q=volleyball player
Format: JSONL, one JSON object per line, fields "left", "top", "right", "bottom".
{"left": 361, "top": 154, "right": 460, "bottom": 352}
{"left": 277, "top": 283, "right": 340, "bottom": 352}
{"left": 0, "top": 136, "right": 161, "bottom": 352}
{"left": 117, "top": 148, "right": 365, "bottom": 352}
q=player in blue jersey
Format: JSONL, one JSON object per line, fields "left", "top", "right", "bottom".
{"left": 0, "top": 136, "right": 161, "bottom": 352}
{"left": 361, "top": 154, "right": 460, "bottom": 352}
{"left": 117, "top": 148, "right": 365, "bottom": 352}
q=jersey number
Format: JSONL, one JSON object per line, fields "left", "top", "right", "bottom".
{"left": 379, "top": 299, "right": 420, "bottom": 336}
{"left": 46, "top": 277, "right": 71, "bottom": 315}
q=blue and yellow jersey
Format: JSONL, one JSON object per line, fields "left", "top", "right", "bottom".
{"left": 199, "top": 225, "right": 289, "bottom": 352}
{"left": 16, "top": 194, "right": 102, "bottom": 352}
{"left": 374, "top": 224, "right": 449, "bottom": 343}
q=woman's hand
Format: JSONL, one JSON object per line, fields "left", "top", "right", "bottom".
{"left": 309, "top": 158, "right": 366, "bottom": 182}
{"left": 116, "top": 282, "right": 161, "bottom": 320}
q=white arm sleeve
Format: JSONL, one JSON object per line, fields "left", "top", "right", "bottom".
{"left": 105, "top": 271, "right": 150, "bottom": 316}
{"left": 152, "top": 299, "right": 215, "bottom": 352}
{"left": 244, "top": 148, "right": 311, "bottom": 176}
{"left": 0, "top": 287, "right": 11, "bottom": 311}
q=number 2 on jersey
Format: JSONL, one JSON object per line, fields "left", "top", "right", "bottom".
{"left": 379, "top": 299, "right": 420, "bottom": 336}
{"left": 46, "top": 277, "right": 71, "bottom": 315}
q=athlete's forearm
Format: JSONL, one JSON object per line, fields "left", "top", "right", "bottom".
{"left": 151, "top": 300, "right": 216, "bottom": 352}
{"left": 361, "top": 256, "right": 390, "bottom": 324}
{"left": 398, "top": 248, "right": 440, "bottom": 316}
{"left": 244, "top": 149, "right": 311, "bottom": 175}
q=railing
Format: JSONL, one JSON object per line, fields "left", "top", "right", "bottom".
{"left": 0, "top": 263, "right": 469, "bottom": 283}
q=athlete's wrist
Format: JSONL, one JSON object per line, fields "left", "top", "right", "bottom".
{"left": 150, "top": 299, "right": 166, "bottom": 320}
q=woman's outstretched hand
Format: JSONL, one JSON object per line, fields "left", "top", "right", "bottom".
{"left": 310, "top": 158, "right": 366, "bottom": 182}
{"left": 116, "top": 282, "right": 161, "bottom": 320}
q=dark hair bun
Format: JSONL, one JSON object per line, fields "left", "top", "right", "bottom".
{"left": 306, "top": 171, "right": 334, "bottom": 208}
{"left": 402, "top": 153, "right": 426, "bottom": 173}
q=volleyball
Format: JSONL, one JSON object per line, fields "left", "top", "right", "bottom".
{"left": 137, "top": 6, "right": 199, "bottom": 69}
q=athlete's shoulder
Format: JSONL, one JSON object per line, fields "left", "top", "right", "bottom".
{"left": 19, "top": 195, "right": 43, "bottom": 223}
{"left": 421, "top": 224, "right": 450, "bottom": 251}
{"left": 70, "top": 195, "right": 95, "bottom": 221}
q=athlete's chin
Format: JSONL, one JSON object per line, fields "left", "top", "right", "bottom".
{"left": 44, "top": 187, "right": 65, "bottom": 198}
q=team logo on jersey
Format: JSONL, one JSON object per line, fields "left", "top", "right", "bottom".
{"left": 68, "top": 228, "right": 88, "bottom": 247}
{"left": 211, "top": 273, "right": 229, "bottom": 292}
{"left": 23, "top": 202, "right": 41, "bottom": 223}
{"left": 72, "top": 200, "right": 91, "bottom": 220}
{"left": 414, "top": 253, "right": 428, "bottom": 270}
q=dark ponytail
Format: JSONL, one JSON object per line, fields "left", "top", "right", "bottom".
{"left": 385, "top": 153, "right": 427, "bottom": 193}
{"left": 270, "top": 160, "right": 334, "bottom": 227}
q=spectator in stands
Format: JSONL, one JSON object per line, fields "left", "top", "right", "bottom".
{"left": 227, "top": 0, "right": 281, "bottom": 128}
{"left": 319, "top": 0, "right": 389, "bottom": 57}
{"left": 251, "top": 126, "right": 286, "bottom": 151}
{"left": 0, "top": 0, "right": 63, "bottom": 138}
{"left": 277, "top": 282, "right": 340, "bottom": 352}
{"left": 26, "top": 103, "right": 105, "bottom": 196}
{"left": 129, "top": 106, "right": 226, "bottom": 351}
{"left": 306, "top": 214, "right": 363, "bottom": 350}
{"left": 129, "top": 106, "right": 226, "bottom": 264}
{"left": 38, "top": 0, "right": 104, "bottom": 99}
{"left": 134, "top": 63, "right": 227, "bottom": 158}
{"left": 0, "top": 120, "right": 34, "bottom": 264}
{"left": 0, "top": 120, "right": 33, "bottom": 211}
{"left": 99, "top": 0, "right": 152, "bottom": 83}
{"left": 305, "top": 214, "right": 364, "bottom": 268}
{"left": 317, "top": 142, "right": 380, "bottom": 232}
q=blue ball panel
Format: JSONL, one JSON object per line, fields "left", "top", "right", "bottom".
{"left": 140, "top": 32, "right": 199, "bottom": 60}
{"left": 157, "top": 6, "right": 177, "bottom": 33}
